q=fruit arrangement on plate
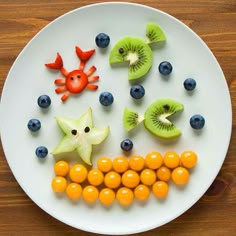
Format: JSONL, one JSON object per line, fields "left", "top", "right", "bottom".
{"left": 27, "top": 22, "right": 205, "bottom": 206}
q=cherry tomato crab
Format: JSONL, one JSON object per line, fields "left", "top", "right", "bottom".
{"left": 45, "top": 46, "right": 99, "bottom": 102}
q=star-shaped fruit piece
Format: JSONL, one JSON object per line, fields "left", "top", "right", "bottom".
{"left": 51, "top": 108, "right": 109, "bottom": 165}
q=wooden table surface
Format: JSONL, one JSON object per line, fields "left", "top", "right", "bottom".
{"left": 0, "top": 0, "right": 235, "bottom": 235}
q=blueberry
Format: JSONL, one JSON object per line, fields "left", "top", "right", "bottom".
{"left": 27, "top": 119, "right": 41, "bottom": 132}
{"left": 158, "top": 61, "right": 173, "bottom": 75}
{"left": 184, "top": 78, "right": 196, "bottom": 91}
{"left": 37, "top": 95, "right": 51, "bottom": 108}
{"left": 35, "top": 146, "right": 48, "bottom": 158}
{"left": 99, "top": 92, "right": 114, "bottom": 106}
{"left": 190, "top": 114, "right": 205, "bottom": 129}
{"left": 95, "top": 33, "right": 110, "bottom": 48}
{"left": 120, "top": 139, "right": 133, "bottom": 152}
{"left": 130, "top": 84, "right": 145, "bottom": 99}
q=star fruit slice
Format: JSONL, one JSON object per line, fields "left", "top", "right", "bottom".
{"left": 51, "top": 108, "right": 109, "bottom": 165}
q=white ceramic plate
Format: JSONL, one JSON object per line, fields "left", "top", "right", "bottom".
{"left": 0, "top": 2, "right": 232, "bottom": 235}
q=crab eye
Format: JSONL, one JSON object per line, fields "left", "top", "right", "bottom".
{"left": 84, "top": 126, "right": 90, "bottom": 133}
{"left": 70, "top": 77, "right": 74, "bottom": 80}
{"left": 77, "top": 75, "right": 81, "bottom": 79}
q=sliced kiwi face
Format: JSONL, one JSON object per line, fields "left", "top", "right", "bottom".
{"left": 123, "top": 107, "right": 144, "bottom": 132}
{"left": 146, "top": 22, "right": 166, "bottom": 44}
{"left": 144, "top": 99, "right": 184, "bottom": 139}
{"left": 109, "top": 37, "right": 152, "bottom": 80}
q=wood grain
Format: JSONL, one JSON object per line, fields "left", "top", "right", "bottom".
{"left": 0, "top": 0, "right": 235, "bottom": 235}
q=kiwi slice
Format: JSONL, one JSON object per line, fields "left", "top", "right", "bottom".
{"left": 109, "top": 37, "right": 152, "bottom": 80}
{"left": 123, "top": 107, "right": 144, "bottom": 132}
{"left": 144, "top": 98, "right": 184, "bottom": 139}
{"left": 146, "top": 22, "right": 166, "bottom": 44}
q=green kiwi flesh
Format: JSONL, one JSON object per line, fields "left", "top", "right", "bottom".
{"left": 109, "top": 37, "right": 152, "bottom": 80}
{"left": 123, "top": 107, "right": 144, "bottom": 132}
{"left": 146, "top": 22, "right": 166, "bottom": 44}
{"left": 144, "top": 99, "right": 184, "bottom": 139}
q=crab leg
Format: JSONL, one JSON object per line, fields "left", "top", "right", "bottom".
{"left": 54, "top": 78, "right": 66, "bottom": 85}
{"left": 86, "top": 84, "right": 98, "bottom": 90}
{"left": 88, "top": 75, "right": 99, "bottom": 82}
{"left": 55, "top": 86, "right": 67, "bottom": 94}
{"left": 86, "top": 66, "right": 97, "bottom": 76}
{"left": 61, "top": 91, "right": 71, "bottom": 102}
{"left": 60, "top": 68, "right": 69, "bottom": 77}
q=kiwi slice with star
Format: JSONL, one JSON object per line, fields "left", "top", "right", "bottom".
{"left": 109, "top": 37, "right": 152, "bottom": 80}
{"left": 123, "top": 107, "right": 144, "bottom": 132}
{"left": 146, "top": 22, "right": 166, "bottom": 44}
{"left": 144, "top": 98, "right": 184, "bottom": 139}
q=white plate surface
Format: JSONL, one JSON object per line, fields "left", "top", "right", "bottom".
{"left": 0, "top": 2, "right": 232, "bottom": 235}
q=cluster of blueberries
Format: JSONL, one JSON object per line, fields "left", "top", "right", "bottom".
{"left": 27, "top": 95, "right": 51, "bottom": 158}
{"left": 159, "top": 61, "right": 205, "bottom": 130}
{"left": 99, "top": 84, "right": 145, "bottom": 107}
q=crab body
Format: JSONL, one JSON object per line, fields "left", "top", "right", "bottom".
{"left": 45, "top": 47, "right": 99, "bottom": 102}
{"left": 64, "top": 70, "right": 88, "bottom": 93}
